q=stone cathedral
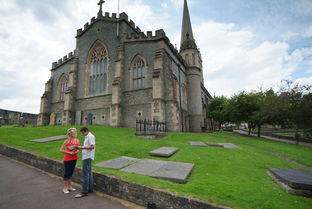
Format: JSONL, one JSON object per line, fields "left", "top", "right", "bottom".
{"left": 37, "top": 0, "right": 211, "bottom": 132}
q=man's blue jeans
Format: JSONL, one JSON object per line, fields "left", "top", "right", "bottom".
{"left": 81, "top": 158, "right": 93, "bottom": 194}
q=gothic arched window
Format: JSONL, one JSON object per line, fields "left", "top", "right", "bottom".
{"left": 131, "top": 56, "right": 146, "bottom": 89}
{"left": 58, "top": 74, "right": 69, "bottom": 102}
{"left": 87, "top": 41, "right": 109, "bottom": 96}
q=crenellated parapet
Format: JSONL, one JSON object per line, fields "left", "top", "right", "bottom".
{"left": 76, "top": 12, "right": 143, "bottom": 38}
{"left": 74, "top": 11, "right": 185, "bottom": 66}
{"left": 51, "top": 50, "right": 77, "bottom": 70}
{"left": 122, "top": 29, "right": 185, "bottom": 65}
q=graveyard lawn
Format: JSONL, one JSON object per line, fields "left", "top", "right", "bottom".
{"left": 0, "top": 125, "right": 311, "bottom": 209}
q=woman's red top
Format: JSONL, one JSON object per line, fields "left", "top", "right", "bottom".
{"left": 63, "top": 138, "right": 79, "bottom": 162}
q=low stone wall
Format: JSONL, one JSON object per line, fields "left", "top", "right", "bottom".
{"left": 0, "top": 144, "right": 231, "bottom": 209}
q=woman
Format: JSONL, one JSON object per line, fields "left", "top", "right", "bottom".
{"left": 60, "top": 128, "right": 79, "bottom": 194}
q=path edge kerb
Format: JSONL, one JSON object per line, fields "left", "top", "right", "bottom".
{"left": 0, "top": 144, "right": 231, "bottom": 209}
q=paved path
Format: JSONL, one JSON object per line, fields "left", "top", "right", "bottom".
{"left": 0, "top": 156, "right": 136, "bottom": 209}
{"left": 233, "top": 130, "right": 312, "bottom": 148}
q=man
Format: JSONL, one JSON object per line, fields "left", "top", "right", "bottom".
{"left": 75, "top": 127, "right": 95, "bottom": 198}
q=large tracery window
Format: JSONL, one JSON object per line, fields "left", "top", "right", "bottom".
{"left": 88, "top": 41, "right": 109, "bottom": 96}
{"left": 132, "top": 57, "right": 146, "bottom": 89}
{"left": 59, "top": 74, "right": 69, "bottom": 102}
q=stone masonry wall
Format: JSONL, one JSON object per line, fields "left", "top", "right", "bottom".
{"left": 0, "top": 144, "right": 231, "bottom": 209}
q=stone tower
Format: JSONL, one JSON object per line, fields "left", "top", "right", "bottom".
{"left": 180, "top": 0, "right": 204, "bottom": 132}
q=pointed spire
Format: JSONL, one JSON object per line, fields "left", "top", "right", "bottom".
{"left": 180, "top": 0, "right": 197, "bottom": 51}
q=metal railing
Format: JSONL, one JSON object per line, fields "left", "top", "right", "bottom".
{"left": 136, "top": 119, "right": 167, "bottom": 134}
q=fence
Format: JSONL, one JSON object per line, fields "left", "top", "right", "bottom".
{"left": 136, "top": 119, "right": 167, "bottom": 134}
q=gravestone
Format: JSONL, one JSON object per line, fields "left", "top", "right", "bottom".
{"left": 149, "top": 147, "right": 179, "bottom": 157}
{"left": 189, "top": 141, "right": 207, "bottom": 146}
{"left": 95, "top": 156, "right": 139, "bottom": 169}
{"left": 150, "top": 161, "right": 194, "bottom": 183}
{"left": 206, "top": 142, "right": 224, "bottom": 147}
{"left": 121, "top": 159, "right": 167, "bottom": 175}
{"left": 31, "top": 135, "right": 67, "bottom": 143}
{"left": 269, "top": 168, "right": 312, "bottom": 190}
{"left": 218, "top": 143, "right": 241, "bottom": 149}
{"left": 268, "top": 168, "right": 312, "bottom": 197}
{"left": 100, "top": 156, "right": 195, "bottom": 183}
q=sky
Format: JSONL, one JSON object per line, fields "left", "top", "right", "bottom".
{"left": 0, "top": 0, "right": 311, "bottom": 114}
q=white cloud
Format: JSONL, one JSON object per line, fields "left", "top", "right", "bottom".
{"left": 282, "top": 25, "right": 312, "bottom": 40}
{"left": 0, "top": 0, "right": 310, "bottom": 114}
{"left": 303, "top": 25, "right": 312, "bottom": 38}
{"left": 293, "top": 76, "right": 312, "bottom": 86}
{"left": 189, "top": 20, "right": 311, "bottom": 97}
{"left": 161, "top": 2, "right": 168, "bottom": 8}
{"left": 0, "top": 0, "right": 170, "bottom": 113}
{"left": 170, "top": 0, "right": 183, "bottom": 10}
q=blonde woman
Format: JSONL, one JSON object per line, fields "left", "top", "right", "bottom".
{"left": 60, "top": 128, "right": 79, "bottom": 194}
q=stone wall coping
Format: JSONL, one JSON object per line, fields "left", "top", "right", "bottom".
{"left": 0, "top": 144, "right": 232, "bottom": 209}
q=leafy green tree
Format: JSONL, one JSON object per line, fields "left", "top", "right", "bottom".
{"left": 278, "top": 80, "right": 312, "bottom": 141}
{"left": 207, "top": 96, "right": 229, "bottom": 130}
{"left": 228, "top": 91, "right": 264, "bottom": 136}
{"left": 297, "top": 93, "right": 312, "bottom": 137}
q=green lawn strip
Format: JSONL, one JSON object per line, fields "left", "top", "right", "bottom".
{"left": 202, "top": 131, "right": 312, "bottom": 168}
{"left": 0, "top": 126, "right": 312, "bottom": 209}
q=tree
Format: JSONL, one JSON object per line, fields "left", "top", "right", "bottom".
{"left": 278, "top": 80, "right": 312, "bottom": 141}
{"left": 228, "top": 91, "right": 264, "bottom": 136}
{"left": 207, "top": 96, "right": 229, "bottom": 130}
{"left": 297, "top": 93, "right": 312, "bottom": 137}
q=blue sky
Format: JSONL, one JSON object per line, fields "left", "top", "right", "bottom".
{"left": 0, "top": 0, "right": 311, "bottom": 113}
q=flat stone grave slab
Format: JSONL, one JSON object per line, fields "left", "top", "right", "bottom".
{"left": 95, "top": 156, "right": 139, "bottom": 169}
{"left": 206, "top": 142, "right": 224, "bottom": 147}
{"left": 150, "top": 161, "right": 194, "bottom": 183}
{"left": 189, "top": 141, "right": 207, "bottom": 146}
{"left": 31, "top": 135, "right": 67, "bottom": 143}
{"left": 218, "top": 143, "right": 241, "bottom": 149}
{"left": 269, "top": 168, "right": 312, "bottom": 190}
{"left": 149, "top": 147, "right": 179, "bottom": 157}
{"left": 121, "top": 159, "right": 167, "bottom": 175}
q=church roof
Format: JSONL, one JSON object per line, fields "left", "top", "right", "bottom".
{"left": 180, "top": 0, "right": 197, "bottom": 51}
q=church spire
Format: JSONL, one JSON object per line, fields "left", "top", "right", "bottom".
{"left": 180, "top": 0, "right": 197, "bottom": 51}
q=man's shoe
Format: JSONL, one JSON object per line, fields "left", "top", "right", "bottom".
{"left": 75, "top": 193, "right": 87, "bottom": 198}
{"left": 63, "top": 189, "right": 69, "bottom": 194}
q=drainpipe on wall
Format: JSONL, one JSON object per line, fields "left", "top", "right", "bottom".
{"left": 178, "top": 64, "right": 184, "bottom": 132}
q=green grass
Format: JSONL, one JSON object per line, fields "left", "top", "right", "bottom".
{"left": 0, "top": 125, "right": 312, "bottom": 209}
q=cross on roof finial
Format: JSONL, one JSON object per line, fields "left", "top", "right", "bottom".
{"left": 98, "top": 0, "right": 105, "bottom": 16}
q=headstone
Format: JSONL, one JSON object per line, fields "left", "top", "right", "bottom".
{"left": 31, "top": 135, "right": 67, "bottom": 143}
{"left": 150, "top": 161, "right": 194, "bottom": 183}
{"left": 218, "top": 143, "right": 241, "bottom": 149}
{"left": 269, "top": 168, "right": 312, "bottom": 190}
{"left": 102, "top": 156, "right": 195, "bottom": 183}
{"left": 95, "top": 156, "right": 139, "bottom": 169}
{"left": 206, "top": 142, "right": 224, "bottom": 147}
{"left": 121, "top": 159, "right": 167, "bottom": 175}
{"left": 268, "top": 168, "right": 312, "bottom": 197}
{"left": 189, "top": 141, "right": 207, "bottom": 146}
{"left": 149, "top": 147, "right": 179, "bottom": 157}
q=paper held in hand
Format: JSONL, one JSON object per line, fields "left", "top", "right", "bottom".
{"left": 67, "top": 145, "right": 78, "bottom": 151}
